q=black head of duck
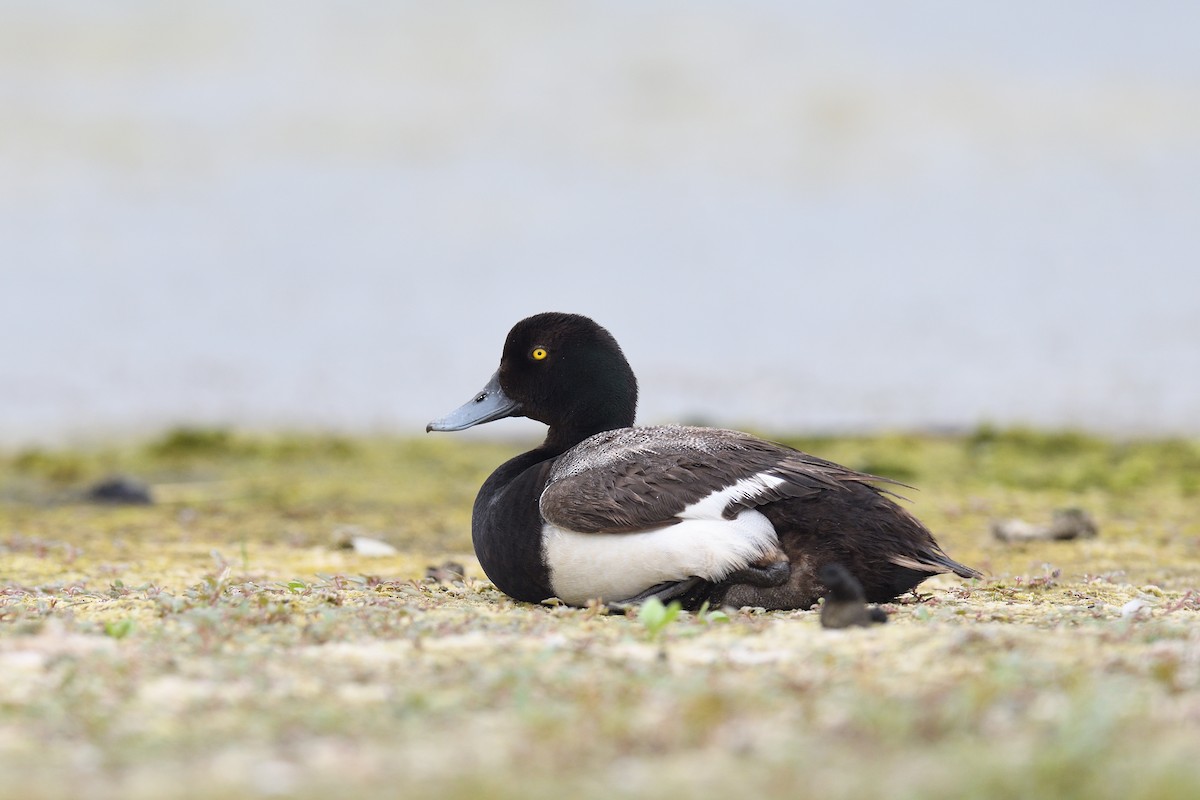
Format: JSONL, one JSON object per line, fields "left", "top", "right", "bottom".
{"left": 428, "top": 312, "right": 980, "bottom": 610}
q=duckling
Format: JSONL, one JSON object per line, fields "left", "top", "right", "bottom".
{"left": 817, "top": 563, "right": 888, "bottom": 628}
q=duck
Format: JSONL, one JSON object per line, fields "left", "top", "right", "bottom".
{"left": 427, "top": 312, "right": 980, "bottom": 610}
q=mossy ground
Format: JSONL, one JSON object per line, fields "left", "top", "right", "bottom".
{"left": 2, "top": 428, "right": 1200, "bottom": 800}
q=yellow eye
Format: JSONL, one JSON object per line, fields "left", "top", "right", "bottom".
{"left": 531, "top": 347, "right": 548, "bottom": 361}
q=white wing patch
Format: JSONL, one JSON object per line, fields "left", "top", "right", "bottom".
{"left": 678, "top": 472, "right": 788, "bottom": 520}
{"left": 543, "top": 508, "right": 779, "bottom": 607}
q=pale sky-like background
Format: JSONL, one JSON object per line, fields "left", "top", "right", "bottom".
{"left": 2, "top": 1, "right": 1199, "bottom": 445}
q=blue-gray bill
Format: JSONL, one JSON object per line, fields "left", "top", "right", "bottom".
{"left": 426, "top": 371, "right": 522, "bottom": 432}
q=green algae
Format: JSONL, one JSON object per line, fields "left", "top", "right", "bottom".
{"left": 2, "top": 428, "right": 1200, "bottom": 800}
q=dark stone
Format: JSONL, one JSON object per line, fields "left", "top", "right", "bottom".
{"left": 86, "top": 476, "right": 153, "bottom": 505}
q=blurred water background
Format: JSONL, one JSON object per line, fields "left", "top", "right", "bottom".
{"left": 2, "top": 1, "right": 1198, "bottom": 445}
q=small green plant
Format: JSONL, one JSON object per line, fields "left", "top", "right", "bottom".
{"left": 103, "top": 619, "right": 134, "bottom": 639}
{"left": 638, "top": 597, "right": 682, "bottom": 640}
{"left": 695, "top": 601, "right": 730, "bottom": 625}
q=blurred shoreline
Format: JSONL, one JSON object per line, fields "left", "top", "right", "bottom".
{"left": 4, "top": 2, "right": 1198, "bottom": 444}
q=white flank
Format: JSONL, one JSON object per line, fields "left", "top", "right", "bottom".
{"left": 543, "top": 508, "right": 780, "bottom": 607}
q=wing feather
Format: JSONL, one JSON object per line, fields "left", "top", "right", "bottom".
{"left": 539, "top": 425, "right": 903, "bottom": 534}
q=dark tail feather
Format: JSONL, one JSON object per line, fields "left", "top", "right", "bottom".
{"left": 890, "top": 550, "right": 982, "bottom": 580}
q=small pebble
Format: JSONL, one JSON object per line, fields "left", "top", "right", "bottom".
{"left": 330, "top": 525, "right": 398, "bottom": 556}
{"left": 349, "top": 537, "right": 399, "bottom": 557}
{"left": 1121, "top": 598, "right": 1151, "bottom": 619}
{"left": 992, "top": 508, "right": 1098, "bottom": 543}
{"left": 85, "top": 476, "right": 153, "bottom": 505}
